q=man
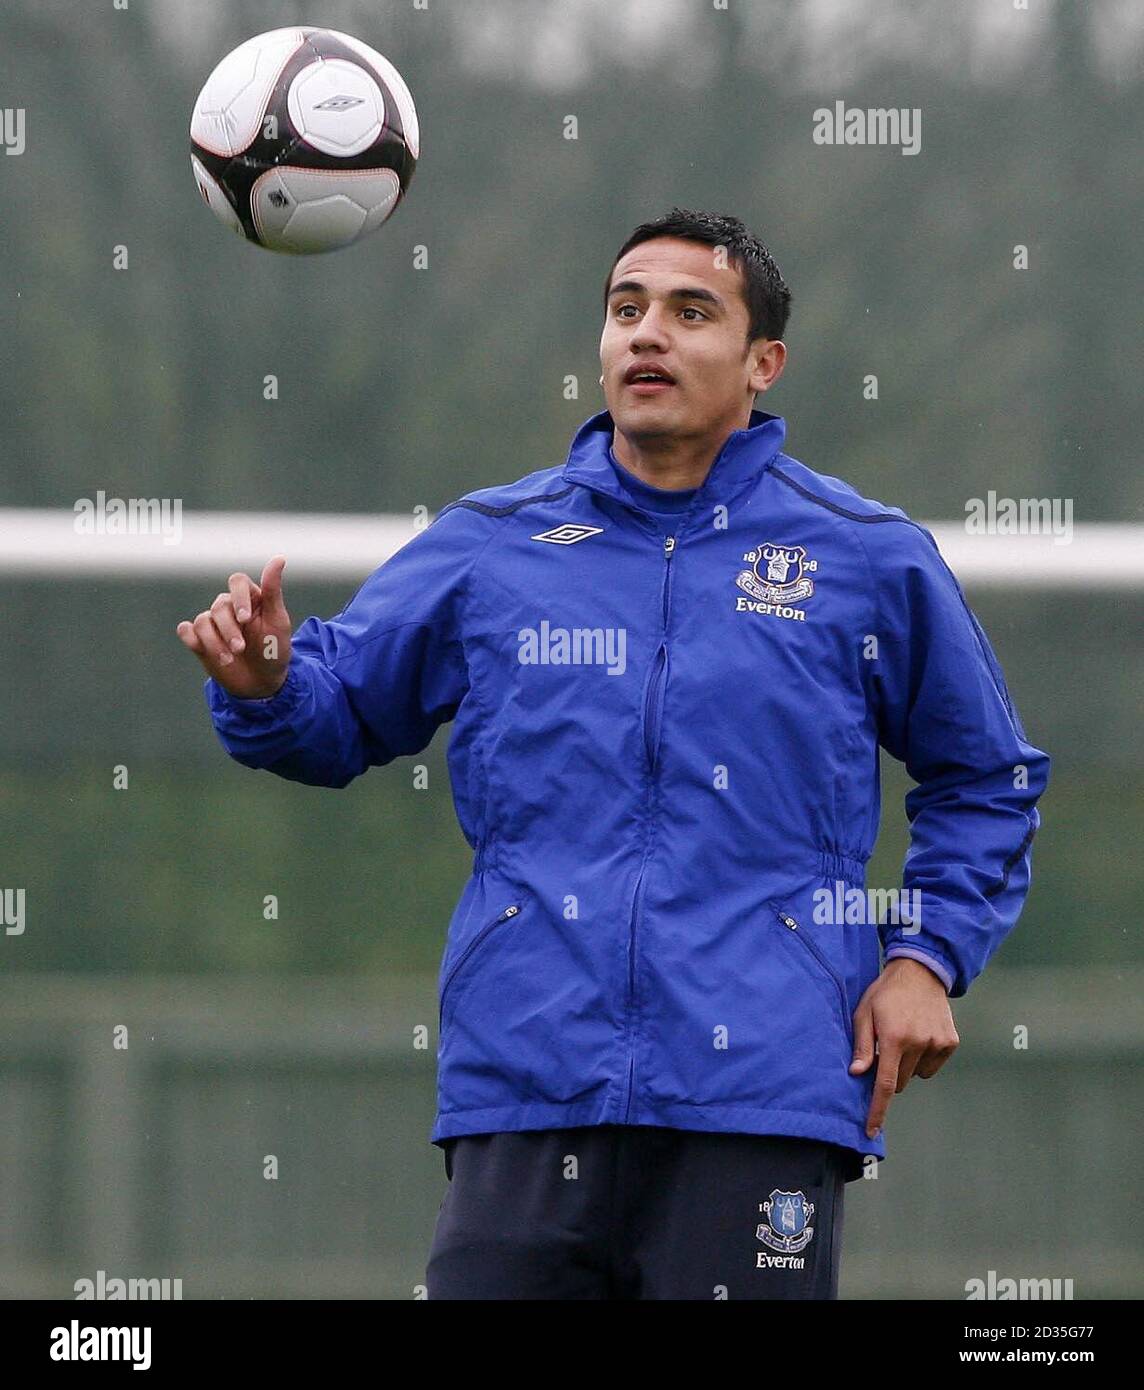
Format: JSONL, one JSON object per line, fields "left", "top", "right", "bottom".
{"left": 177, "top": 208, "right": 1049, "bottom": 1300}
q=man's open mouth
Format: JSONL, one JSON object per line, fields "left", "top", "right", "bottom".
{"left": 623, "top": 363, "right": 677, "bottom": 390}
{"left": 624, "top": 370, "right": 677, "bottom": 394}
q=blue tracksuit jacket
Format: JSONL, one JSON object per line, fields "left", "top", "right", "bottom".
{"left": 205, "top": 408, "right": 1050, "bottom": 1170}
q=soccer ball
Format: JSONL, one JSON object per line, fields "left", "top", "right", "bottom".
{"left": 190, "top": 26, "right": 419, "bottom": 255}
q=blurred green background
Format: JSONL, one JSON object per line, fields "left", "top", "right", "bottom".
{"left": 1, "top": 0, "right": 1140, "bottom": 1298}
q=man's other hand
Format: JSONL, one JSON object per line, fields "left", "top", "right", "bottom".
{"left": 849, "top": 956, "right": 960, "bottom": 1139}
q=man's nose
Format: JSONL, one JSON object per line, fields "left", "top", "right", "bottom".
{"left": 629, "top": 305, "right": 671, "bottom": 348}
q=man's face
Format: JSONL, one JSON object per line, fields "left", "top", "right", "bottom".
{"left": 600, "top": 237, "right": 778, "bottom": 444}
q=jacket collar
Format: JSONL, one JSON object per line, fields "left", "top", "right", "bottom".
{"left": 561, "top": 408, "right": 787, "bottom": 510}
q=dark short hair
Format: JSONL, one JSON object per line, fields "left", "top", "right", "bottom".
{"left": 603, "top": 207, "right": 792, "bottom": 343}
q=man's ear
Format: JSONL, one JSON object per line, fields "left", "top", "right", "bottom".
{"left": 749, "top": 338, "right": 786, "bottom": 394}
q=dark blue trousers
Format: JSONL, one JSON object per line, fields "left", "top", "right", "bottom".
{"left": 426, "top": 1124, "right": 849, "bottom": 1300}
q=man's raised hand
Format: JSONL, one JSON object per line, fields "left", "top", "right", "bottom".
{"left": 176, "top": 555, "right": 292, "bottom": 699}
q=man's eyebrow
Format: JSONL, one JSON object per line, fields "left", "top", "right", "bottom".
{"left": 607, "top": 280, "right": 724, "bottom": 309}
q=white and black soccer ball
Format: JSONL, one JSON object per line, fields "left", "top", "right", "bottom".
{"left": 190, "top": 26, "right": 419, "bottom": 255}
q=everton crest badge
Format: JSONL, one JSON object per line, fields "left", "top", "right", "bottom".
{"left": 756, "top": 1188, "right": 816, "bottom": 1253}
{"left": 736, "top": 542, "right": 816, "bottom": 607}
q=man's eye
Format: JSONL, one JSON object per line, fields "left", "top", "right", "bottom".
{"left": 615, "top": 304, "right": 705, "bottom": 320}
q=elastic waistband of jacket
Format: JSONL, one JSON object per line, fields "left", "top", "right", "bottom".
{"left": 817, "top": 850, "right": 868, "bottom": 884}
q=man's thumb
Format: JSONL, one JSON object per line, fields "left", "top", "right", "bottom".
{"left": 260, "top": 555, "right": 288, "bottom": 617}
{"left": 849, "top": 1007, "right": 875, "bottom": 1073}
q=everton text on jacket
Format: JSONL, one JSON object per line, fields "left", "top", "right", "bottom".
{"left": 205, "top": 409, "right": 1050, "bottom": 1170}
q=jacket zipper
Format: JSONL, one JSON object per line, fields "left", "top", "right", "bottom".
{"left": 623, "top": 533, "right": 676, "bottom": 1121}
{"left": 776, "top": 909, "right": 854, "bottom": 1048}
{"left": 439, "top": 903, "right": 520, "bottom": 1026}
{"left": 641, "top": 535, "right": 674, "bottom": 768}
{"left": 642, "top": 646, "right": 667, "bottom": 767}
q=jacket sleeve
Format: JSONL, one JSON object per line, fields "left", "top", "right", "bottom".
{"left": 868, "top": 521, "right": 1050, "bottom": 998}
{"left": 203, "top": 504, "right": 487, "bottom": 788}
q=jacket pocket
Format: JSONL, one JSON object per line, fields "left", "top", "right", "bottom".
{"left": 439, "top": 902, "right": 522, "bottom": 1028}
{"left": 768, "top": 902, "right": 854, "bottom": 1051}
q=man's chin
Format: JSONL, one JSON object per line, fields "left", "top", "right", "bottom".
{"left": 611, "top": 398, "right": 685, "bottom": 433}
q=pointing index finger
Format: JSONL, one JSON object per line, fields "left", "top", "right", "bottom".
{"left": 867, "top": 1039, "right": 902, "bottom": 1138}
{"left": 260, "top": 554, "right": 286, "bottom": 603}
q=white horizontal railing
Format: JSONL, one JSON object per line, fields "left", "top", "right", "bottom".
{"left": 0, "top": 510, "right": 1140, "bottom": 586}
